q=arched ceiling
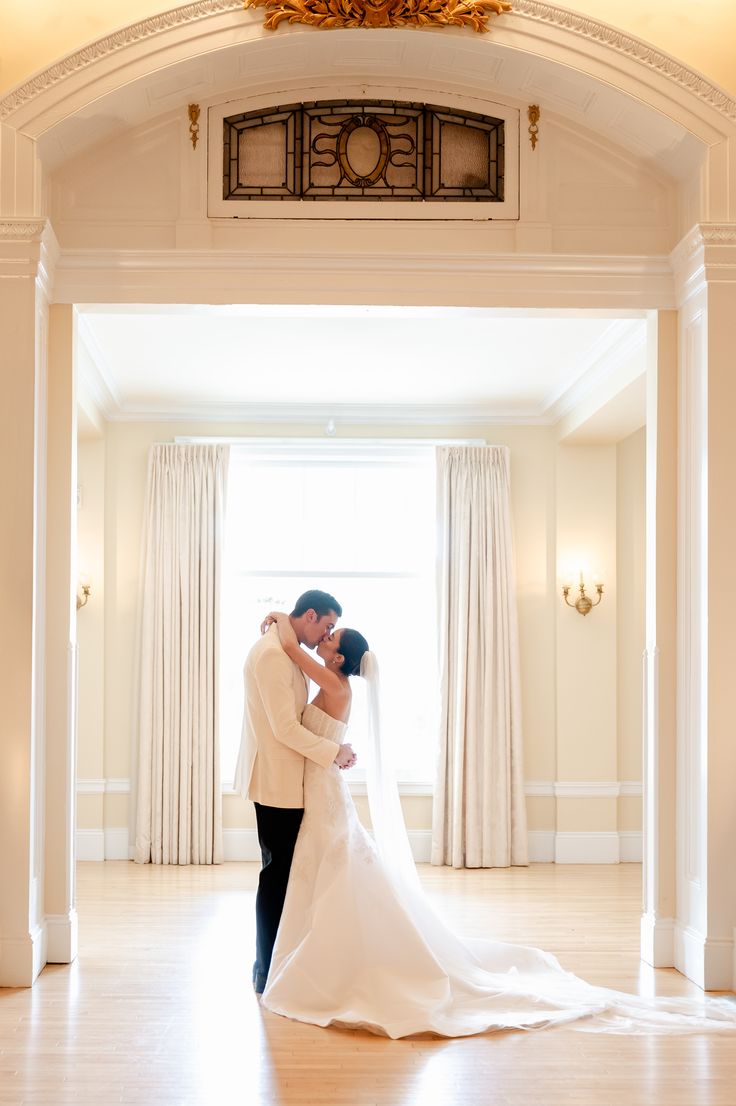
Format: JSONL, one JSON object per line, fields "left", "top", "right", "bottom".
{"left": 34, "top": 28, "right": 706, "bottom": 179}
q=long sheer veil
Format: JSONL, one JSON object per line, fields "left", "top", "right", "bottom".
{"left": 358, "top": 651, "right": 736, "bottom": 1035}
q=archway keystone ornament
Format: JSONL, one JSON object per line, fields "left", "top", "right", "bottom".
{"left": 243, "top": 0, "right": 511, "bottom": 32}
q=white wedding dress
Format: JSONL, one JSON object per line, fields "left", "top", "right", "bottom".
{"left": 261, "top": 702, "right": 736, "bottom": 1039}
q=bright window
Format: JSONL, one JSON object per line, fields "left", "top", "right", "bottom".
{"left": 219, "top": 442, "right": 439, "bottom": 786}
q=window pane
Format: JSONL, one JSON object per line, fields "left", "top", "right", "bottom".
{"left": 219, "top": 447, "right": 439, "bottom": 785}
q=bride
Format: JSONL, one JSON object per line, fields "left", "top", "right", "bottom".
{"left": 259, "top": 612, "right": 736, "bottom": 1039}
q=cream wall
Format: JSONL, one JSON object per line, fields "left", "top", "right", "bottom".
{"left": 76, "top": 439, "right": 105, "bottom": 833}
{"left": 1, "top": 1, "right": 735, "bottom": 97}
{"left": 617, "top": 427, "right": 646, "bottom": 833}
{"left": 76, "top": 412, "right": 644, "bottom": 860}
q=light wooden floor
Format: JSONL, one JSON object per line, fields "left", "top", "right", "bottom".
{"left": 1, "top": 862, "right": 735, "bottom": 1106}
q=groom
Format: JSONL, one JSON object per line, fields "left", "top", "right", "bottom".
{"left": 234, "top": 589, "right": 357, "bottom": 994}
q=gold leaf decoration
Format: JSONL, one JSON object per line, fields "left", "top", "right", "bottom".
{"left": 244, "top": 0, "right": 512, "bottom": 34}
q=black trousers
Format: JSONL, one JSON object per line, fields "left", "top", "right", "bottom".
{"left": 252, "top": 802, "right": 304, "bottom": 989}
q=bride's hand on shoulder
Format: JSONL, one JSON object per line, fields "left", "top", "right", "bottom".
{"left": 260, "top": 610, "right": 286, "bottom": 635}
{"left": 262, "top": 611, "right": 300, "bottom": 653}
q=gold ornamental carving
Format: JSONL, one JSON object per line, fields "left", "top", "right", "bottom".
{"left": 527, "top": 103, "right": 540, "bottom": 150}
{"left": 243, "top": 0, "right": 512, "bottom": 33}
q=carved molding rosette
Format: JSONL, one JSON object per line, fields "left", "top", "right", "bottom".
{"left": 243, "top": 0, "right": 511, "bottom": 32}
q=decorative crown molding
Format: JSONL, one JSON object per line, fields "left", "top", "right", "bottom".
{"left": 670, "top": 222, "right": 736, "bottom": 272}
{"left": 0, "top": 219, "right": 47, "bottom": 240}
{"left": 512, "top": 1, "right": 736, "bottom": 123}
{"left": 0, "top": 0, "right": 735, "bottom": 125}
{"left": 0, "top": 1, "right": 243, "bottom": 121}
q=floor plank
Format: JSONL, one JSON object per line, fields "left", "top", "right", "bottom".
{"left": 0, "top": 862, "right": 734, "bottom": 1106}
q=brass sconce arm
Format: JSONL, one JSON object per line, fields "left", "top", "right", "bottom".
{"left": 77, "top": 583, "right": 91, "bottom": 610}
{"left": 562, "top": 581, "right": 603, "bottom": 616}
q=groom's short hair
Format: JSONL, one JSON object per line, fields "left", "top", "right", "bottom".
{"left": 291, "top": 589, "right": 342, "bottom": 619}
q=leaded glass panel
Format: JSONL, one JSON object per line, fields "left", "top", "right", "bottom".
{"left": 222, "top": 100, "right": 504, "bottom": 203}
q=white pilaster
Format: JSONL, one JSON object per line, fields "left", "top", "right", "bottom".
{"left": 43, "top": 305, "right": 78, "bottom": 966}
{"left": 671, "top": 223, "right": 736, "bottom": 990}
{"left": 640, "top": 310, "right": 678, "bottom": 968}
{"left": 0, "top": 218, "right": 55, "bottom": 986}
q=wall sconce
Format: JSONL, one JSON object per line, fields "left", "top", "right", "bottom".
{"left": 77, "top": 577, "right": 92, "bottom": 610}
{"left": 562, "top": 572, "right": 603, "bottom": 616}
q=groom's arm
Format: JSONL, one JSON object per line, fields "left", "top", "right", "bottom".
{"left": 255, "top": 648, "right": 340, "bottom": 768}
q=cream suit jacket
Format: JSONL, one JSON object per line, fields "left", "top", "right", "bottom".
{"left": 233, "top": 626, "right": 340, "bottom": 808}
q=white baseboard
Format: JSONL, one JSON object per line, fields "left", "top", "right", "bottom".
{"left": 104, "top": 828, "right": 133, "bottom": 860}
{"left": 640, "top": 912, "right": 675, "bottom": 968}
{"left": 222, "top": 828, "right": 261, "bottom": 861}
{"left": 221, "top": 827, "right": 434, "bottom": 864}
{"left": 675, "top": 924, "right": 735, "bottom": 991}
{"left": 619, "top": 831, "right": 643, "bottom": 862}
{"left": 527, "top": 831, "right": 555, "bottom": 862}
{"left": 530, "top": 831, "right": 642, "bottom": 864}
{"left": 76, "top": 828, "right": 105, "bottom": 861}
{"left": 77, "top": 827, "right": 642, "bottom": 867}
{"left": 555, "top": 831, "right": 621, "bottom": 864}
{"left": 45, "top": 910, "right": 79, "bottom": 965}
{"left": 76, "top": 828, "right": 132, "bottom": 861}
{"left": 0, "top": 926, "right": 45, "bottom": 988}
{"left": 408, "top": 830, "right": 432, "bottom": 863}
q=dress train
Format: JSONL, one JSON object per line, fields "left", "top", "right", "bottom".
{"left": 261, "top": 704, "right": 736, "bottom": 1039}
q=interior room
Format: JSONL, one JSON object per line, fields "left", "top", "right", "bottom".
{"left": 74, "top": 302, "right": 648, "bottom": 869}
{"left": 2, "top": 1, "right": 736, "bottom": 1101}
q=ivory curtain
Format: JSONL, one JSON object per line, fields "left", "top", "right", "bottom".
{"left": 431, "top": 445, "right": 528, "bottom": 868}
{"left": 134, "top": 443, "right": 228, "bottom": 865}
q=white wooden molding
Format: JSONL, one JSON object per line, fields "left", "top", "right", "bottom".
{"left": 675, "top": 925, "right": 735, "bottom": 992}
{"left": 81, "top": 776, "right": 642, "bottom": 799}
{"left": 640, "top": 911, "right": 675, "bottom": 968}
{"left": 554, "top": 831, "right": 621, "bottom": 864}
{"left": 1, "top": 0, "right": 735, "bottom": 131}
{"left": 45, "top": 910, "right": 79, "bottom": 965}
{"left": 79, "top": 826, "right": 641, "bottom": 865}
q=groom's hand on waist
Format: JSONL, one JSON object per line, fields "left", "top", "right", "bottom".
{"left": 334, "top": 743, "right": 357, "bottom": 770}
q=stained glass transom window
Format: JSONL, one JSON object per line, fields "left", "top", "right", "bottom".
{"left": 222, "top": 100, "right": 504, "bottom": 202}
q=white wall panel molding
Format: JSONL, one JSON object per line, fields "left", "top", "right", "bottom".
{"left": 526, "top": 780, "right": 642, "bottom": 798}
{"left": 76, "top": 778, "right": 131, "bottom": 794}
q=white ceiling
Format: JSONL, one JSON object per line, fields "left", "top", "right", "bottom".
{"left": 76, "top": 304, "right": 648, "bottom": 437}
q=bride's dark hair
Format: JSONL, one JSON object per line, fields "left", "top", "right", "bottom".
{"left": 338, "top": 629, "right": 369, "bottom": 677}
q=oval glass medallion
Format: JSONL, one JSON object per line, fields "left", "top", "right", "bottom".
{"left": 346, "top": 126, "right": 382, "bottom": 179}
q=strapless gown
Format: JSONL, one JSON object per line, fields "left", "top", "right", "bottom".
{"left": 261, "top": 705, "right": 736, "bottom": 1039}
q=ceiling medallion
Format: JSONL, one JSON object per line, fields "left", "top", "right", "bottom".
{"left": 244, "top": 0, "right": 512, "bottom": 33}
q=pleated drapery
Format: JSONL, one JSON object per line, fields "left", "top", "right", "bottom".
{"left": 134, "top": 444, "right": 228, "bottom": 865}
{"left": 431, "top": 445, "right": 528, "bottom": 869}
